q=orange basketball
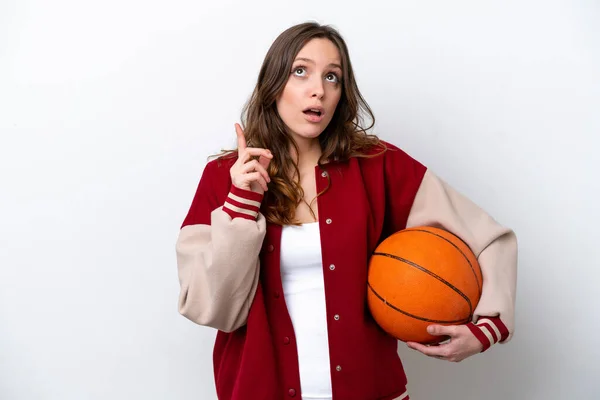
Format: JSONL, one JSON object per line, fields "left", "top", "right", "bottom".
{"left": 367, "top": 226, "right": 483, "bottom": 344}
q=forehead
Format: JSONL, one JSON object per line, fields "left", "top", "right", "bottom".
{"left": 295, "top": 38, "right": 341, "bottom": 65}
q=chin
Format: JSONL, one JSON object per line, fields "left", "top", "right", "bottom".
{"left": 302, "top": 130, "right": 323, "bottom": 139}
{"left": 292, "top": 123, "right": 327, "bottom": 139}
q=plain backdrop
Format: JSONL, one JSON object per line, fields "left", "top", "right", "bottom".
{"left": 1, "top": 0, "right": 599, "bottom": 399}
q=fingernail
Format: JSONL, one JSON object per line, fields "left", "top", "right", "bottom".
{"left": 427, "top": 326, "right": 434, "bottom": 334}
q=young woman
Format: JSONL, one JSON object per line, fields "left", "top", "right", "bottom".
{"left": 176, "top": 22, "right": 517, "bottom": 400}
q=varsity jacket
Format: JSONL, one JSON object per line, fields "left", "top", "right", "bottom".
{"left": 175, "top": 141, "right": 518, "bottom": 400}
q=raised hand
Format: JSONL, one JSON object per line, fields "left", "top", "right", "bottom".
{"left": 230, "top": 123, "right": 273, "bottom": 194}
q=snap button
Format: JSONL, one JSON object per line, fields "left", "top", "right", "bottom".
{"left": 334, "top": 314, "right": 340, "bottom": 321}
{"left": 283, "top": 336, "right": 290, "bottom": 345}
{"left": 267, "top": 244, "right": 274, "bottom": 252}
{"left": 274, "top": 291, "right": 280, "bottom": 299}
{"left": 321, "top": 171, "right": 328, "bottom": 178}
{"left": 288, "top": 388, "right": 296, "bottom": 397}
{"left": 326, "top": 218, "right": 332, "bottom": 224}
{"left": 336, "top": 365, "right": 342, "bottom": 372}
{"left": 329, "top": 264, "right": 335, "bottom": 271}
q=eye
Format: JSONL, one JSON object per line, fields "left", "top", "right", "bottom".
{"left": 326, "top": 73, "right": 340, "bottom": 83}
{"left": 293, "top": 67, "right": 307, "bottom": 77}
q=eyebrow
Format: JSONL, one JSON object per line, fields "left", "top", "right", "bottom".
{"left": 294, "top": 57, "right": 342, "bottom": 70}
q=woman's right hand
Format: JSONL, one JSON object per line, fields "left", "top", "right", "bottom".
{"left": 230, "top": 123, "right": 273, "bottom": 194}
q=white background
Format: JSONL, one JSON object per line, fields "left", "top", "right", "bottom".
{"left": 1, "top": 0, "right": 599, "bottom": 399}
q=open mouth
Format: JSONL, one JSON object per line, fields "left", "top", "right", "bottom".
{"left": 303, "top": 108, "right": 323, "bottom": 117}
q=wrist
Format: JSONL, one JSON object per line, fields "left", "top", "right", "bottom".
{"left": 466, "top": 316, "right": 509, "bottom": 352}
{"left": 223, "top": 185, "right": 264, "bottom": 220}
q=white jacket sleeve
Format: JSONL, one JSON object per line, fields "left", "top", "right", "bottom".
{"left": 176, "top": 165, "right": 266, "bottom": 332}
{"left": 407, "top": 170, "right": 518, "bottom": 348}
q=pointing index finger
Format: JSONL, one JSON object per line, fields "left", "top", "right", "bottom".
{"left": 235, "top": 123, "right": 247, "bottom": 152}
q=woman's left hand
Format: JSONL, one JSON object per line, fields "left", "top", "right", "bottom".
{"left": 405, "top": 324, "right": 483, "bottom": 362}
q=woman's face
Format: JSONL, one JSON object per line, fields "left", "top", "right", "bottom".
{"left": 276, "top": 38, "right": 343, "bottom": 144}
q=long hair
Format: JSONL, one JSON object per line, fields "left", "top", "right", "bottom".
{"left": 213, "top": 22, "right": 386, "bottom": 225}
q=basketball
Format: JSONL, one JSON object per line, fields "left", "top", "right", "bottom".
{"left": 367, "top": 226, "right": 483, "bottom": 344}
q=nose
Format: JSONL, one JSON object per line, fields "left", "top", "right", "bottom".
{"left": 310, "top": 76, "right": 324, "bottom": 99}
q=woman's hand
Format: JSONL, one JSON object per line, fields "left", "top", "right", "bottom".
{"left": 406, "top": 324, "right": 483, "bottom": 362}
{"left": 230, "top": 123, "right": 273, "bottom": 194}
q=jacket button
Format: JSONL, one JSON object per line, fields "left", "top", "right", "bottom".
{"left": 334, "top": 314, "right": 340, "bottom": 321}
{"left": 336, "top": 365, "right": 342, "bottom": 372}
{"left": 288, "top": 388, "right": 296, "bottom": 397}
{"left": 329, "top": 264, "right": 335, "bottom": 271}
{"left": 326, "top": 218, "right": 332, "bottom": 224}
{"left": 321, "top": 171, "right": 328, "bottom": 178}
{"left": 267, "top": 244, "right": 274, "bottom": 252}
{"left": 283, "top": 336, "right": 290, "bottom": 345}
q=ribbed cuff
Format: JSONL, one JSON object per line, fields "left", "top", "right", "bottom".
{"left": 466, "top": 316, "right": 510, "bottom": 352}
{"left": 222, "top": 185, "right": 264, "bottom": 221}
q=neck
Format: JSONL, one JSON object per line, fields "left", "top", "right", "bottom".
{"left": 290, "top": 137, "right": 322, "bottom": 167}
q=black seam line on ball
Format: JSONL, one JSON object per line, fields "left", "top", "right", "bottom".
{"left": 371, "top": 251, "right": 473, "bottom": 316}
{"left": 367, "top": 282, "right": 472, "bottom": 324}
{"left": 396, "top": 228, "right": 481, "bottom": 298}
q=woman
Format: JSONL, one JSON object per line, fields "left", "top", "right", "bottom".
{"left": 176, "top": 22, "right": 517, "bottom": 400}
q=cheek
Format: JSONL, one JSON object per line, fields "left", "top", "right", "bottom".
{"left": 327, "top": 88, "right": 342, "bottom": 111}
{"left": 277, "top": 86, "right": 299, "bottom": 116}
{"left": 334, "top": 90, "right": 342, "bottom": 106}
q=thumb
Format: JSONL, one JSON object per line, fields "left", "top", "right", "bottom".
{"left": 427, "top": 324, "right": 456, "bottom": 337}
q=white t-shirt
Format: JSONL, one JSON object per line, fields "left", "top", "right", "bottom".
{"left": 280, "top": 222, "right": 332, "bottom": 400}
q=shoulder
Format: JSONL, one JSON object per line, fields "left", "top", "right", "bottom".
{"left": 207, "top": 152, "right": 237, "bottom": 170}
{"left": 358, "top": 139, "right": 426, "bottom": 171}
{"left": 202, "top": 153, "right": 237, "bottom": 179}
{"left": 196, "top": 153, "right": 238, "bottom": 198}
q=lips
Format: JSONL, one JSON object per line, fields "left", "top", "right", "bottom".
{"left": 302, "top": 106, "right": 325, "bottom": 123}
{"left": 303, "top": 107, "right": 324, "bottom": 116}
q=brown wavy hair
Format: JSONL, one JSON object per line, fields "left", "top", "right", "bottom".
{"left": 213, "top": 22, "right": 387, "bottom": 225}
